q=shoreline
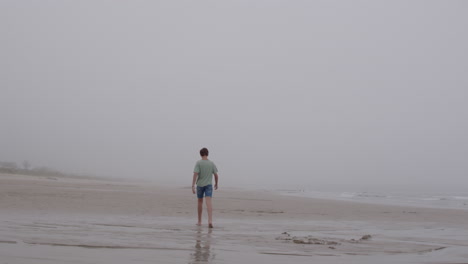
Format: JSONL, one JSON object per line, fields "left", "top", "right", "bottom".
{"left": 1, "top": 173, "right": 468, "bottom": 263}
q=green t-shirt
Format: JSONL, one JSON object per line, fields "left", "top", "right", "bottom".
{"left": 194, "top": 159, "right": 218, "bottom": 187}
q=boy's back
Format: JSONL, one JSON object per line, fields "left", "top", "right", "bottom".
{"left": 194, "top": 159, "right": 218, "bottom": 187}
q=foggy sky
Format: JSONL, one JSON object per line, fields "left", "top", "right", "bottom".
{"left": 1, "top": 1, "right": 467, "bottom": 186}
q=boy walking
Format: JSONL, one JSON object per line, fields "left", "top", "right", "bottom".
{"left": 192, "top": 148, "right": 219, "bottom": 228}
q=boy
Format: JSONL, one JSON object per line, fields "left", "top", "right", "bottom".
{"left": 192, "top": 147, "right": 219, "bottom": 228}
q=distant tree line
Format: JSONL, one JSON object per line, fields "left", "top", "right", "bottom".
{"left": 0, "top": 160, "right": 96, "bottom": 179}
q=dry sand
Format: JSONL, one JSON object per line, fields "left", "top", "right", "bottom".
{"left": 1, "top": 173, "right": 468, "bottom": 264}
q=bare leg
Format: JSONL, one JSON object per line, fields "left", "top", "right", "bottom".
{"left": 197, "top": 198, "right": 203, "bottom": 225}
{"left": 205, "top": 197, "right": 213, "bottom": 227}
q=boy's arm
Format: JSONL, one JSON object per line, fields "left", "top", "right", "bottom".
{"left": 214, "top": 173, "right": 219, "bottom": 190}
{"left": 192, "top": 173, "right": 198, "bottom": 194}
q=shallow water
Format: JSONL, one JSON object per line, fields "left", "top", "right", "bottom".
{"left": 1, "top": 212, "right": 468, "bottom": 264}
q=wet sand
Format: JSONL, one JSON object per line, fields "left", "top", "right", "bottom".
{"left": 1, "top": 173, "right": 468, "bottom": 264}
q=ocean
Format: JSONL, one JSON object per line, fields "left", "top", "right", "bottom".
{"left": 255, "top": 183, "right": 468, "bottom": 210}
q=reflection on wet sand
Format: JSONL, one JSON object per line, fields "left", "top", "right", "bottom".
{"left": 189, "top": 227, "right": 214, "bottom": 263}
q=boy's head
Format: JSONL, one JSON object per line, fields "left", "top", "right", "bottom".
{"left": 200, "top": 148, "right": 209, "bottom": 157}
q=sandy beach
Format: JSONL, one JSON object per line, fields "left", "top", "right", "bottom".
{"left": 1, "top": 173, "right": 468, "bottom": 264}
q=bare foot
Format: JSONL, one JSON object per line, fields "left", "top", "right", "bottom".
{"left": 196, "top": 223, "right": 202, "bottom": 226}
{"left": 208, "top": 223, "right": 213, "bottom": 228}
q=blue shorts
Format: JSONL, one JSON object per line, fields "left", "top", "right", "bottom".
{"left": 196, "top": 185, "right": 213, "bottom": 199}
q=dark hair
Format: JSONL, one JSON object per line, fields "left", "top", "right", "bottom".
{"left": 200, "top": 148, "right": 209, "bottom": 157}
